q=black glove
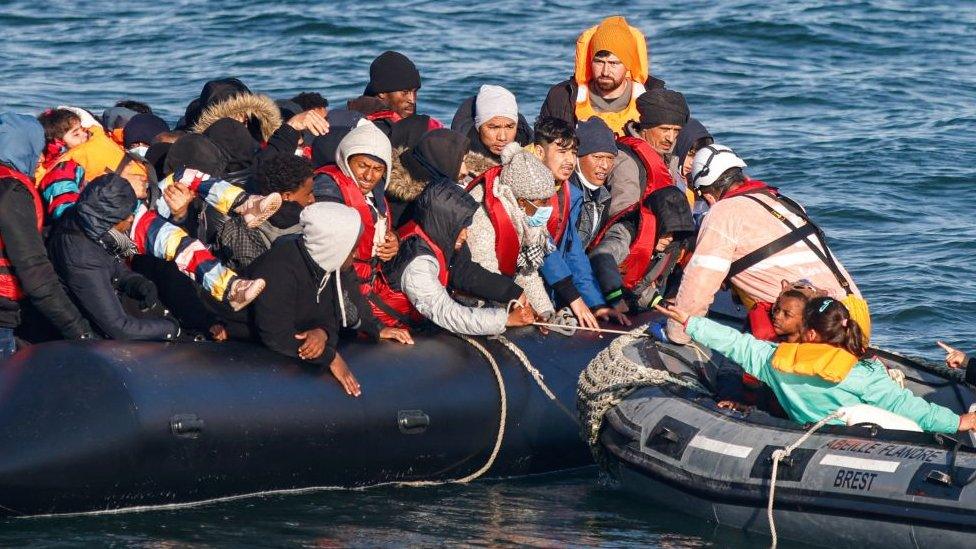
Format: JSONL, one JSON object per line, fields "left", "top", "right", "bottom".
{"left": 119, "top": 275, "right": 160, "bottom": 312}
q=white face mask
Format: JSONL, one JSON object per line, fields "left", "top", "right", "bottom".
{"left": 295, "top": 147, "right": 305, "bottom": 157}
{"left": 129, "top": 145, "right": 149, "bottom": 158}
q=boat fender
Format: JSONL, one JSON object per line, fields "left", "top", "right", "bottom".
{"left": 837, "top": 404, "right": 922, "bottom": 432}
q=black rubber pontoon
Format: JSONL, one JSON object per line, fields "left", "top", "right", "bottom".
{"left": 0, "top": 321, "right": 632, "bottom": 517}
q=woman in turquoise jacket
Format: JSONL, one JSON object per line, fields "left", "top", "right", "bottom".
{"left": 656, "top": 297, "right": 976, "bottom": 434}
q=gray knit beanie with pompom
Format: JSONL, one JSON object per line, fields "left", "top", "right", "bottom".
{"left": 498, "top": 142, "right": 555, "bottom": 200}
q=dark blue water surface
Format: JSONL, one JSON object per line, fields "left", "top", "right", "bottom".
{"left": 2, "top": 0, "right": 975, "bottom": 546}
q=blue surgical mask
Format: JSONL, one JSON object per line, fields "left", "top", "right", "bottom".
{"left": 525, "top": 205, "right": 553, "bottom": 228}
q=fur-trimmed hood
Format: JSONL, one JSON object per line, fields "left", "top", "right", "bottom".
{"left": 193, "top": 93, "right": 282, "bottom": 142}
{"left": 462, "top": 150, "right": 498, "bottom": 180}
{"left": 386, "top": 146, "right": 428, "bottom": 202}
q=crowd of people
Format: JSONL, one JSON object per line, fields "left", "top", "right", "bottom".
{"left": 1, "top": 15, "right": 971, "bottom": 432}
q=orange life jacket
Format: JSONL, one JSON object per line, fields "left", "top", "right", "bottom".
{"left": 0, "top": 165, "right": 43, "bottom": 301}
{"left": 572, "top": 20, "right": 649, "bottom": 135}
{"left": 588, "top": 136, "right": 674, "bottom": 289}
{"left": 465, "top": 165, "right": 520, "bottom": 277}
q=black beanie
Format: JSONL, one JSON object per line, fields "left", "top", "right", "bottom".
{"left": 636, "top": 89, "right": 690, "bottom": 129}
{"left": 364, "top": 51, "right": 422, "bottom": 96}
{"left": 163, "top": 133, "right": 227, "bottom": 176}
{"left": 123, "top": 113, "right": 170, "bottom": 149}
{"left": 576, "top": 117, "right": 618, "bottom": 157}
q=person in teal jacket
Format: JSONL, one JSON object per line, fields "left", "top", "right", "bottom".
{"left": 656, "top": 297, "right": 976, "bottom": 434}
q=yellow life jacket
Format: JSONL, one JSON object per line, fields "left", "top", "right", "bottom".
{"left": 771, "top": 343, "right": 858, "bottom": 383}
{"left": 572, "top": 22, "right": 649, "bottom": 136}
{"left": 36, "top": 126, "right": 127, "bottom": 184}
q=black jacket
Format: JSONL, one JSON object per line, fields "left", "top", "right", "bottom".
{"left": 244, "top": 235, "right": 342, "bottom": 367}
{"left": 385, "top": 182, "right": 522, "bottom": 304}
{"left": 538, "top": 76, "right": 666, "bottom": 128}
{"left": 47, "top": 176, "right": 178, "bottom": 341}
{"left": 0, "top": 176, "right": 91, "bottom": 337}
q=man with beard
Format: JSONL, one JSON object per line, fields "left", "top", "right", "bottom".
{"left": 348, "top": 51, "right": 443, "bottom": 131}
{"left": 539, "top": 16, "right": 665, "bottom": 135}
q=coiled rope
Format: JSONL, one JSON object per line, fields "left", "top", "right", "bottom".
{"left": 767, "top": 410, "right": 843, "bottom": 547}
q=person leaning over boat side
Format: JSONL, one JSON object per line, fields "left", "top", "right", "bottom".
{"left": 658, "top": 298, "right": 976, "bottom": 433}
{"left": 664, "top": 144, "right": 868, "bottom": 345}
{"left": 532, "top": 116, "right": 629, "bottom": 329}
{"left": 588, "top": 88, "right": 692, "bottom": 308}
{"left": 377, "top": 182, "right": 535, "bottom": 335}
{"left": 0, "top": 114, "right": 94, "bottom": 357}
{"left": 466, "top": 142, "right": 557, "bottom": 322}
{"left": 539, "top": 15, "right": 665, "bottom": 135}
{"left": 244, "top": 203, "right": 411, "bottom": 398}
{"left": 347, "top": 51, "right": 443, "bottom": 131}
{"left": 451, "top": 85, "right": 533, "bottom": 178}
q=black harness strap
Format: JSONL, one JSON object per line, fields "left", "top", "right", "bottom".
{"left": 730, "top": 193, "right": 854, "bottom": 296}
{"left": 727, "top": 223, "right": 817, "bottom": 279}
{"left": 365, "top": 292, "right": 416, "bottom": 327}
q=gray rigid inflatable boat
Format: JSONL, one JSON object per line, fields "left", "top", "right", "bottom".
{"left": 592, "top": 332, "right": 976, "bottom": 548}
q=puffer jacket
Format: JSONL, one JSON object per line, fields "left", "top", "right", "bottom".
{"left": 47, "top": 175, "right": 178, "bottom": 341}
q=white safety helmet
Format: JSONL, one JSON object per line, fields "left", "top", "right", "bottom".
{"left": 689, "top": 144, "right": 747, "bottom": 189}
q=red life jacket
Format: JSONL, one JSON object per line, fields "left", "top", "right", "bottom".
{"left": 0, "top": 165, "right": 43, "bottom": 301}
{"left": 367, "top": 110, "right": 444, "bottom": 131}
{"left": 314, "top": 165, "right": 392, "bottom": 288}
{"left": 588, "top": 136, "right": 675, "bottom": 289}
{"left": 721, "top": 178, "right": 775, "bottom": 200}
{"left": 465, "top": 166, "right": 520, "bottom": 277}
{"left": 547, "top": 181, "right": 571, "bottom": 245}
{"left": 366, "top": 110, "right": 402, "bottom": 124}
{"left": 368, "top": 222, "right": 449, "bottom": 327}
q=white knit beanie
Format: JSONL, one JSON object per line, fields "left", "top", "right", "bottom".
{"left": 499, "top": 142, "right": 555, "bottom": 200}
{"left": 474, "top": 85, "right": 519, "bottom": 129}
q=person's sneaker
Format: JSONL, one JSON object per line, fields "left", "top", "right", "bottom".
{"left": 236, "top": 193, "right": 282, "bottom": 229}
{"left": 227, "top": 278, "right": 266, "bottom": 311}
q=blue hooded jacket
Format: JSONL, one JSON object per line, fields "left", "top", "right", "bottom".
{"left": 539, "top": 179, "right": 606, "bottom": 308}
{"left": 0, "top": 113, "right": 44, "bottom": 176}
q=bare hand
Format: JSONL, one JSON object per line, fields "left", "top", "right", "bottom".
{"left": 295, "top": 328, "right": 328, "bottom": 360}
{"left": 376, "top": 231, "right": 399, "bottom": 262}
{"left": 506, "top": 304, "right": 534, "bottom": 327}
{"left": 569, "top": 298, "right": 600, "bottom": 330}
{"left": 163, "top": 182, "right": 194, "bottom": 220}
{"left": 938, "top": 341, "right": 968, "bottom": 369}
{"left": 959, "top": 412, "right": 976, "bottom": 432}
{"left": 288, "top": 110, "right": 330, "bottom": 137}
{"left": 379, "top": 327, "right": 414, "bottom": 345}
{"left": 718, "top": 400, "right": 755, "bottom": 414}
{"left": 654, "top": 303, "right": 690, "bottom": 326}
{"left": 209, "top": 323, "right": 228, "bottom": 342}
{"left": 614, "top": 299, "right": 630, "bottom": 315}
{"left": 594, "top": 306, "right": 631, "bottom": 327}
{"left": 328, "top": 354, "right": 361, "bottom": 397}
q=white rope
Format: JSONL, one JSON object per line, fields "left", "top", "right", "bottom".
{"left": 532, "top": 322, "right": 649, "bottom": 338}
{"left": 494, "top": 335, "right": 579, "bottom": 425}
{"left": 396, "top": 335, "right": 507, "bottom": 487}
{"left": 767, "top": 410, "right": 844, "bottom": 547}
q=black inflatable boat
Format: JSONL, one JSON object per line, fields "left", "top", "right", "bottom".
{"left": 582, "top": 326, "right": 976, "bottom": 548}
{"left": 0, "top": 320, "right": 633, "bottom": 517}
